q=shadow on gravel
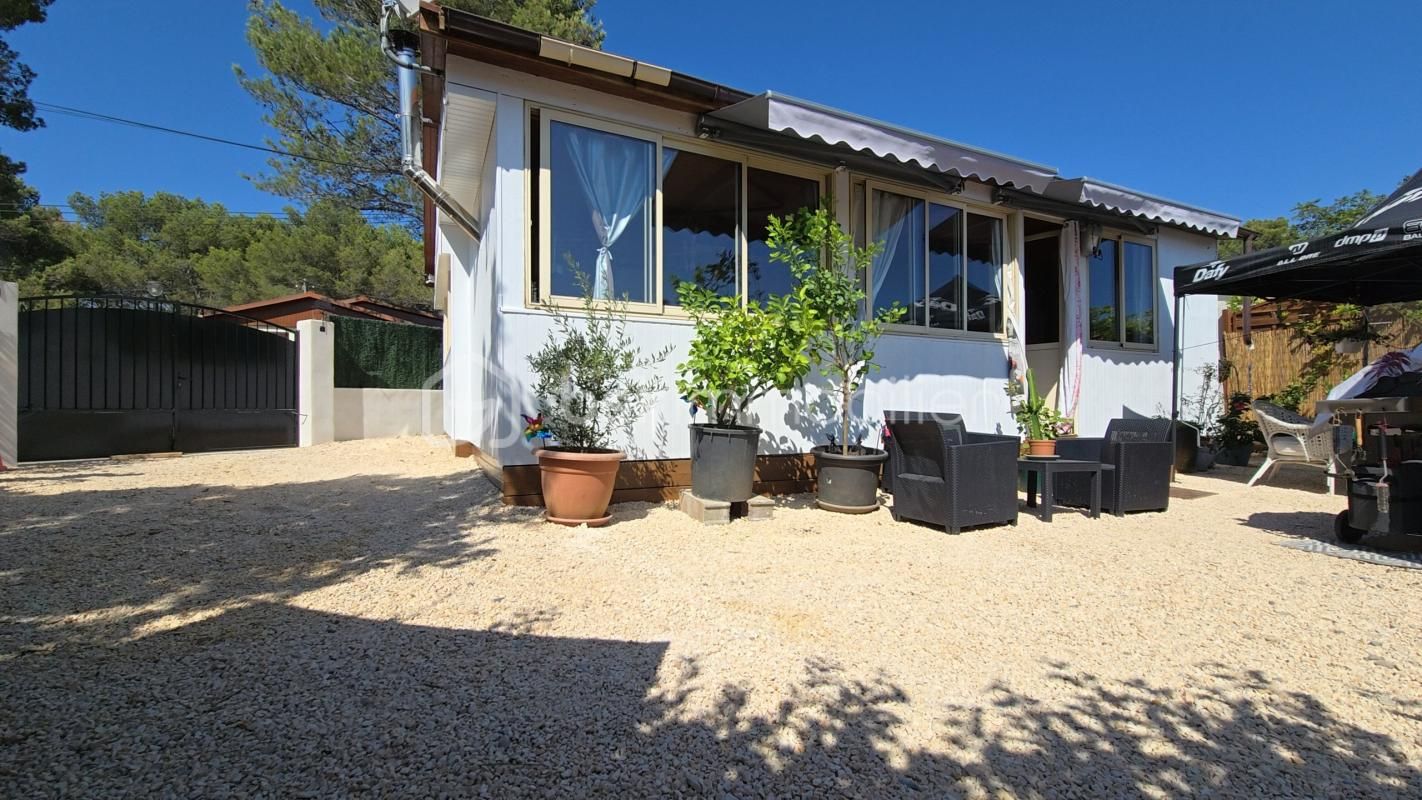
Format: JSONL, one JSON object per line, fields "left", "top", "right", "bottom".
{"left": 0, "top": 469, "right": 509, "bottom": 653}
{"left": 2, "top": 603, "right": 1417, "bottom": 798}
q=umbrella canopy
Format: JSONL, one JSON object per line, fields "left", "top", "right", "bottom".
{"left": 1174, "top": 168, "right": 1422, "bottom": 304}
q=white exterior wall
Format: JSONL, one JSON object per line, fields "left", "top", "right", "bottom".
{"left": 0, "top": 282, "right": 17, "bottom": 468}
{"left": 436, "top": 57, "right": 1225, "bottom": 464}
{"left": 334, "top": 388, "right": 443, "bottom": 441}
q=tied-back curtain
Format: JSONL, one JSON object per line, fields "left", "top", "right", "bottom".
{"left": 1058, "top": 220, "right": 1085, "bottom": 421}
{"left": 564, "top": 128, "right": 650, "bottom": 299}
{"left": 871, "top": 191, "right": 915, "bottom": 307}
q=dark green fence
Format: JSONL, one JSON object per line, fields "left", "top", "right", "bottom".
{"left": 333, "top": 317, "right": 443, "bottom": 389}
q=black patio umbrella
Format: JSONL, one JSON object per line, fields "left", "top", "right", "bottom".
{"left": 1174, "top": 167, "right": 1422, "bottom": 304}
{"left": 1168, "top": 166, "right": 1422, "bottom": 431}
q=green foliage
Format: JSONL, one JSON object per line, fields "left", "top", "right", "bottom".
{"left": 675, "top": 271, "right": 815, "bottom": 427}
{"left": 239, "top": 0, "right": 602, "bottom": 228}
{"left": 0, "top": 153, "right": 68, "bottom": 281}
{"left": 528, "top": 279, "right": 668, "bottom": 451}
{"left": 1216, "top": 393, "right": 1260, "bottom": 450}
{"left": 1, "top": 0, "right": 51, "bottom": 132}
{"left": 19, "top": 191, "right": 429, "bottom": 307}
{"left": 1006, "top": 368, "right": 1067, "bottom": 441}
{"left": 333, "top": 316, "right": 442, "bottom": 389}
{"left": 766, "top": 205, "right": 903, "bottom": 454}
{"left": 1218, "top": 189, "right": 1386, "bottom": 261}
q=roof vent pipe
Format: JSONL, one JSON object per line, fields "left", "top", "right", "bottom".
{"left": 382, "top": 10, "right": 482, "bottom": 243}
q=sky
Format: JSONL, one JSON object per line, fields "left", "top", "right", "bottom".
{"left": 3, "top": 0, "right": 1420, "bottom": 225}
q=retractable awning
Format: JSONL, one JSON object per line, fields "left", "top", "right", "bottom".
{"left": 703, "top": 92, "right": 1057, "bottom": 194}
{"left": 1045, "top": 178, "right": 1240, "bottom": 237}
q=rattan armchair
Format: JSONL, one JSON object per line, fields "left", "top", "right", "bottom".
{"left": 883, "top": 413, "right": 1019, "bottom": 534}
{"left": 1054, "top": 418, "right": 1174, "bottom": 514}
{"left": 1249, "top": 401, "right": 1335, "bottom": 488}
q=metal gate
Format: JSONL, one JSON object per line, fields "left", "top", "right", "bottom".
{"left": 17, "top": 296, "right": 298, "bottom": 461}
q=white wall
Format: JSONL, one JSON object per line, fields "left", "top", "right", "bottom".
{"left": 334, "top": 388, "right": 444, "bottom": 441}
{"left": 437, "top": 56, "right": 1225, "bottom": 463}
{"left": 297, "top": 319, "right": 335, "bottom": 447}
{"left": 0, "top": 282, "right": 17, "bottom": 469}
{"left": 300, "top": 318, "right": 446, "bottom": 446}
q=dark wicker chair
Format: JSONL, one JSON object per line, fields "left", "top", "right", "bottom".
{"left": 882, "top": 410, "right": 967, "bottom": 495}
{"left": 1054, "top": 418, "right": 1174, "bottom": 514}
{"left": 884, "top": 413, "right": 1019, "bottom": 533}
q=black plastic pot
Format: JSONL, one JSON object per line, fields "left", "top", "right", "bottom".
{"left": 1216, "top": 444, "right": 1254, "bottom": 467}
{"left": 689, "top": 424, "right": 761, "bottom": 502}
{"left": 813, "top": 445, "right": 888, "bottom": 513}
{"left": 1174, "top": 422, "right": 1201, "bottom": 474}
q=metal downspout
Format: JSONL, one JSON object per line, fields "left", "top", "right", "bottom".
{"left": 385, "top": 25, "right": 482, "bottom": 243}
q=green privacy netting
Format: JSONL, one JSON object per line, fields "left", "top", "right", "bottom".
{"left": 333, "top": 317, "right": 443, "bottom": 389}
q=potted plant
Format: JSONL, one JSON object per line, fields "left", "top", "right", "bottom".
{"left": 527, "top": 282, "right": 668, "bottom": 526}
{"left": 766, "top": 206, "right": 904, "bottom": 513}
{"left": 1213, "top": 392, "right": 1260, "bottom": 466}
{"left": 676, "top": 280, "right": 813, "bottom": 503}
{"left": 1006, "top": 368, "right": 1068, "bottom": 456}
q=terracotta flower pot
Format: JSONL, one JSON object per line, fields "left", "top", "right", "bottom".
{"left": 1026, "top": 439, "right": 1056, "bottom": 457}
{"left": 537, "top": 447, "right": 624, "bottom": 526}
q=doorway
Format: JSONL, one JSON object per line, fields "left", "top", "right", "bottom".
{"left": 1023, "top": 217, "right": 1062, "bottom": 407}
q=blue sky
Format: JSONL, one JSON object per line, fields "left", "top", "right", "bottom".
{"left": 3, "top": 0, "right": 1419, "bottom": 224}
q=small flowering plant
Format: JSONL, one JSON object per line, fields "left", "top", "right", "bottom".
{"left": 1215, "top": 392, "right": 1260, "bottom": 450}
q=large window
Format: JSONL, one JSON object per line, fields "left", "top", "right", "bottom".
{"left": 747, "top": 168, "right": 821, "bottom": 303}
{"left": 1088, "top": 236, "right": 1156, "bottom": 348}
{"left": 869, "top": 186, "right": 1005, "bottom": 335}
{"left": 545, "top": 119, "right": 656, "bottom": 304}
{"left": 662, "top": 147, "right": 740, "bottom": 304}
{"left": 534, "top": 110, "right": 824, "bottom": 312}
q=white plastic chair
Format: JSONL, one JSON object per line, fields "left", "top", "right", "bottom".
{"left": 1249, "top": 401, "right": 1335, "bottom": 488}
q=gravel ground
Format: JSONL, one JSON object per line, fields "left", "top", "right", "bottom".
{"left": 2, "top": 438, "right": 1420, "bottom": 798}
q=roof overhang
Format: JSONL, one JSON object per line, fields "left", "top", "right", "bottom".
{"left": 1044, "top": 178, "right": 1239, "bottom": 237}
{"left": 436, "top": 81, "right": 497, "bottom": 235}
{"left": 704, "top": 92, "right": 1057, "bottom": 194}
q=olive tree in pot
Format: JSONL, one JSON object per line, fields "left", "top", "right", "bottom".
{"left": 528, "top": 286, "right": 668, "bottom": 526}
{"left": 767, "top": 206, "right": 904, "bottom": 513}
{"left": 675, "top": 282, "right": 812, "bottom": 502}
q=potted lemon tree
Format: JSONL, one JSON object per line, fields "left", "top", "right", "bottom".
{"left": 528, "top": 283, "right": 668, "bottom": 526}
{"left": 766, "top": 206, "right": 904, "bottom": 513}
{"left": 675, "top": 281, "right": 813, "bottom": 503}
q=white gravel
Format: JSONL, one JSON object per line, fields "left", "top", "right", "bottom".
{"left": 2, "top": 438, "right": 1420, "bottom": 798}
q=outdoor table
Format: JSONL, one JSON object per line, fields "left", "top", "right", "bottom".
{"left": 1018, "top": 458, "right": 1118, "bottom": 522}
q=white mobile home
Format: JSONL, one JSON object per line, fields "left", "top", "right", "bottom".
{"left": 409, "top": 8, "right": 1238, "bottom": 499}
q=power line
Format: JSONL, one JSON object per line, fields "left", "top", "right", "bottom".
{"left": 33, "top": 101, "right": 398, "bottom": 174}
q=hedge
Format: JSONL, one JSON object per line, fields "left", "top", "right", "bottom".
{"left": 333, "top": 317, "right": 443, "bottom": 389}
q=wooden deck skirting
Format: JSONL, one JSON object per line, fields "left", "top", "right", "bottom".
{"left": 501, "top": 452, "right": 816, "bottom": 507}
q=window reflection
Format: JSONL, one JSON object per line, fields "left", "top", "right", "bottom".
{"left": 747, "top": 168, "right": 819, "bottom": 303}
{"left": 1089, "top": 238, "right": 1119, "bottom": 342}
{"left": 662, "top": 148, "right": 740, "bottom": 304}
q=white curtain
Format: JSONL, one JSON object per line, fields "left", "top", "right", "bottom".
{"left": 871, "top": 191, "right": 915, "bottom": 309}
{"left": 1058, "top": 220, "right": 1085, "bottom": 422}
{"left": 564, "top": 127, "right": 650, "bottom": 299}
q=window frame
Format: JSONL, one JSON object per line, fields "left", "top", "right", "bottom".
{"left": 863, "top": 178, "right": 1010, "bottom": 340}
{"left": 537, "top": 108, "right": 664, "bottom": 314}
{"left": 528, "top": 105, "right": 829, "bottom": 316}
{"left": 1086, "top": 231, "right": 1159, "bottom": 351}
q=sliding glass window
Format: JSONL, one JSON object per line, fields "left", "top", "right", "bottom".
{"left": 1088, "top": 236, "right": 1156, "bottom": 348}
{"left": 546, "top": 119, "right": 656, "bottom": 304}
{"left": 869, "top": 186, "right": 1005, "bottom": 335}
{"left": 662, "top": 147, "right": 740, "bottom": 304}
